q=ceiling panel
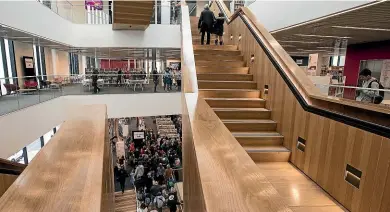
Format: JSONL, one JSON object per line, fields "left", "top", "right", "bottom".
{"left": 272, "top": 1, "right": 390, "bottom": 56}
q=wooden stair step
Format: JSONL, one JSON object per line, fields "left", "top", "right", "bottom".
{"left": 205, "top": 97, "right": 266, "bottom": 108}
{"left": 194, "top": 49, "right": 242, "bottom": 56}
{"left": 195, "top": 54, "right": 243, "bottom": 61}
{"left": 115, "top": 205, "right": 137, "bottom": 212}
{"left": 198, "top": 80, "right": 257, "bottom": 89}
{"left": 193, "top": 44, "right": 238, "bottom": 51}
{"left": 115, "top": 200, "right": 137, "bottom": 207}
{"left": 197, "top": 73, "right": 253, "bottom": 81}
{"left": 196, "top": 66, "right": 249, "bottom": 74}
{"left": 245, "top": 146, "right": 291, "bottom": 162}
{"left": 213, "top": 108, "right": 271, "bottom": 119}
{"left": 222, "top": 119, "right": 277, "bottom": 132}
{"left": 196, "top": 60, "right": 246, "bottom": 67}
{"left": 232, "top": 132, "right": 284, "bottom": 146}
{"left": 199, "top": 89, "right": 260, "bottom": 98}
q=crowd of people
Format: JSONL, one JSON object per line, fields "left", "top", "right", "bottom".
{"left": 114, "top": 116, "right": 183, "bottom": 212}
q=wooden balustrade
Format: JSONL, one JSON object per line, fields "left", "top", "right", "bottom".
{"left": 0, "top": 105, "right": 114, "bottom": 212}
{"left": 212, "top": 1, "right": 390, "bottom": 211}
{"left": 0, "top": 159, "right": 26, "bottom": 197}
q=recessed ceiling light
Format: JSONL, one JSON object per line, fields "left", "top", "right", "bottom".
{"left": 295, "top": 34, "right": 351, "bottom": 39}
{"left": 279, "top": 41, "right": 320, "bottom": 44}
{"left": 332, "top": 26, "right": 390, "bottom": 32}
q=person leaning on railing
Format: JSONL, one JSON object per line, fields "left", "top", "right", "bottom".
{"left": 356, "top": 68, "right": 385, "bottom": 104}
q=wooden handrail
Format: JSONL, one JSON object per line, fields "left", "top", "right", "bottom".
{"left": 0, "top": 105, "right": 114, "bottom": 211}
{"left": 214, "top": 0, "right": 390, "bottom": 138}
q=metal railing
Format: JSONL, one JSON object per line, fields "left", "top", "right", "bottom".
{"left": 0, "top": 74, "right": 181, "bottom": 116}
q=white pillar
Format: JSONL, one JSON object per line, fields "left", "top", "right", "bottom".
{"left": 155, "top": 0, "right": 158, "bottom": 23}
{"left": 91, "top": 8, "right": 95, "bottom": 24}
{"left": 99, "top": 10, "right": 103, "bottom": 24}
{"left": 161, "top": 0, "right": 170, "bottom": 24}
{"left": 51, "top": 49, "right": 57, "bottom": 75}
{"left": 87, "top": 5, "right": 91, "bottom": 24}
{"left": 133, "top": 59, "right": 137, "bottom": 69}
{"left": 81, "top": 56, "right": 87, "bottom": 74}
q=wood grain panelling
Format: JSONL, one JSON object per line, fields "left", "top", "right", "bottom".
{"left": 224, "top": 13, "right": 390, "bottom": 212}
{"left": 0, "top": 174, "right": 17, "bottom": 197}
{"left": 0, "top": 105, "right": 113, "bottom": 212}
{"left": 181, "top": 94, "right": 207, "bottom": 212}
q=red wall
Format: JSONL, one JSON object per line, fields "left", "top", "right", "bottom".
{"left": 100, "top": 60, "right": 135, "bottom": 69}
{"left": 344, "top": 40, "right": 390, "bottom": 86}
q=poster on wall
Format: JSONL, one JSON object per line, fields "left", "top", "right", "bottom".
{"left": 307, "top": 54, "right": 318, "bottom": 76}
{"left": 380, "top": 60, "right": 390, "bottom": 88}
{"left": 25, "top": 58, "right": 34, "bottom": 69}
{"left": 85, "top": 0, "right": 103, "bottom": 10}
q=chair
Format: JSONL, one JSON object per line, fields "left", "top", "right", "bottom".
{"left": 3, "top": 84, "right": 19, "bottom": 95}
{"left": 24, "top": 80, "right": 38, "bottom": 89}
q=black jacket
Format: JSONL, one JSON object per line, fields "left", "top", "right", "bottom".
{"left": 198, "top": 9, "right": 215, "bottom": 30}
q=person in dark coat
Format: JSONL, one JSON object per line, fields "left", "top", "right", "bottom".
{"left": 92, "top": 69, "right": 100, "bottom": 94}
{"left": 116, "top": 69, "right": 122, "bottom": 86}
{"left": 153, "top": 69, "right": 159, "bottom": 92}
{"left": 198, "top": 4, "right": 215, "bottom": 45}
{"left": 214, "top": 13, "right": 225, "bottom": 45}
{"left": 117, "top": 168, "right": 128, "bottom": 194}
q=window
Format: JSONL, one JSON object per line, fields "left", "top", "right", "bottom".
{"left": 4, "top": 39, "right": 13, "bottom": 84}
{"left": 8, "top": 149, "right": 25, "bottom": 164}
{"left": 27, "top": 138, "right": 41, "bottom": 163}
{"left": 0, "top": 41, "right": 5, "bottom": 95}
{"left": 43, "top": 129, "right": 55, "bottom": 145}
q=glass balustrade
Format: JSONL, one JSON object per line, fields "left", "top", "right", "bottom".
{"left": 0, "top": 74, "right": 181, "bottom": 116}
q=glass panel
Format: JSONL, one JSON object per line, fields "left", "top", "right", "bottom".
{"left": 27, "top": 138, "right": 41, "bottom": 163}
{"left": 8, "top": 149, "right": 25, "bottom": 164}
{"left": 44, "top": 129, "right": 55, "bottom": 145}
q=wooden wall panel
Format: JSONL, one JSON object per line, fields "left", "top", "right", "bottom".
{"left": 182, "top": 95, "right": 207, "bottom": 212}
{"left": 225, "top": 16, "right": 390, "bottom": 212}
{"left": 0, "top": 174, "right": 17, "bottom": 198}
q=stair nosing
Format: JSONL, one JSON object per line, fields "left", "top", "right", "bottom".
{"left": 198, "top": 80, "right": 256, "bottom": 83}
{"left": 222, "top": 119, "right": 277, "bottom": 123}
{"left": 245, "top": 148, "right": 291, "bottom": 153}
{"left": 200, "top": 89, "right": 259, "bottom": 91}
{"left": 213, "top": 108, "right": 269, "bottom": 111}
{"left": 204, "top": 97, "right": 265, "bottom": 101}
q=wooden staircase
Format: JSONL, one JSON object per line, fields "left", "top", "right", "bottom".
{"left": 191, "top": 17, "right": 291, "bottom": 163}
{"left": 115, "top": 190, "right": 137, "bottom": 212}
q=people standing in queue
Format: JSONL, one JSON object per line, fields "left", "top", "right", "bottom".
{"left": 92, "top": 68, "right": 100, "bottom": 94}
{"left": 214, "top": 13, "right": 225, "bottom": 45}
{"left": 198, "top": 4, "right": 215, "bottom": 45}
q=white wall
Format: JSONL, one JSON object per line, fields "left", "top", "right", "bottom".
{"left": 0, "top": 93, "right": 181, "bottom": 158}
{"left": 72, "top": 24, "right": 181, "bottom": 48}
{"left": 0, "top": 1, "right": 181, "bottom": 48}
{"left": 248, "top": 0, "right": 372, "bottom": 32}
